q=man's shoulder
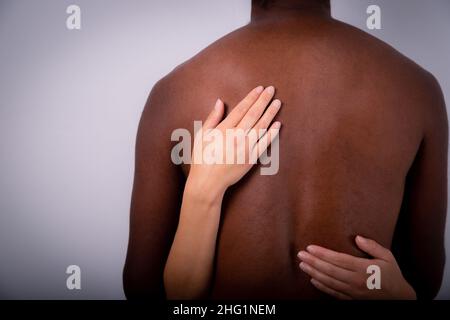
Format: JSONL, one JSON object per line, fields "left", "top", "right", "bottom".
{"left": 153, "top": 22, "right": 263, "bottom": 95}
{"left": 330, "top": 20, "right": 443, "bottom": 108}
{"left": 143, "top": 37, "right": 238, "bottom": 128}
{"left": 147, "top": 29, "right": 250, "bottom": 119}
{"left": 328, "top": 19, "right": 430, "bottom": 80}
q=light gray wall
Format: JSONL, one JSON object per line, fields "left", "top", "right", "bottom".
{"left": 0, "top": 0, "right": 448, "bottom": 299}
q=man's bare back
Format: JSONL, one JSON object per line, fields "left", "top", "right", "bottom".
{"left": 124, "top": 3, "right": 447, "bottom": 299}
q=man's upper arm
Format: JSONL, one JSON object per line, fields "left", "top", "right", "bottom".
{"left": 123, "top": 79, "right": 184, "bottom": 299}
{"left": 393, "top": 76, "right": 448, "bottom": 299}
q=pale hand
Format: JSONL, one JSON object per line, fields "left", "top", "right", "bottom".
{"left": 298, "top": 235, "right": 416, "bottom": 300}
{"left": 187, "top": 85, "right": 281, "bottom": 197}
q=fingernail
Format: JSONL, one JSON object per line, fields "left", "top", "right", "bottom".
{"left": 214, "top": 99, "right": 222, "bottom": 111}
{"left": 272, "top": 121, "right": 281, "bottom": 129}
{"left": 272, "top": 99, "right": 281, "bottom": 108}
{"left": 299, "top": 262, "right": 306, "bottom": 269}
{"left": 356, "top": 235, "right": 366, "bottom": 243}
{"left": 267, "top": 86, "right": 275, "bottom": 95}
{"left": 297, "top": 251, "right": 307, "bottom": 259}
{"left": 306, "top": 245, "right": 314, "bottom": 252}
{"left": 255, "top": 86, "right": 264, "bottom": 93}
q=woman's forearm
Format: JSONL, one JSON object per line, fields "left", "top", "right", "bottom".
{"left": 163, "top": 180, "right": 225, "bottom": 299}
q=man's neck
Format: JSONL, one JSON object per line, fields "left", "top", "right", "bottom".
{"left": 251, "top": 0, "right": 331, "bottom": 22}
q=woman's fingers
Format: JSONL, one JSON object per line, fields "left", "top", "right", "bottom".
{"left": 300, "top": 239, "right": 406, "bottom": 300}
{"left": 299, "top": 262, "right": 351, "bottom": 294}
{"left": 355, "top": 236, "right": 394, "bottom": 262}
{"left": 306, "top": 245, "right": 366, "bottom": 271}
{"left": 203, "top": 99, "right": 225, "bottom": 130}
{"left": 310, "top": 279, "right": 352, "bottom": 300}
{"left": 219, "top": 86, "right": 264, "bottom": 128}
{"left": 252, "top": 99, "right": 282, "bottom": 139}
{"left": 236, "top": 86, "right": 275, "bottom": 131}
{"left": 251, "top": 121, "right": 281, "bottom": 160}
{"left": 200, "top": 86, "right": 282, "bottom": 167}
{"left": 297, "top": 250, "right": 354, "bottom": 282}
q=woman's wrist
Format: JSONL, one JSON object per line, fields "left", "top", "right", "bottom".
{"left": 184, "top": 175, "right": 227, "bottom": 207}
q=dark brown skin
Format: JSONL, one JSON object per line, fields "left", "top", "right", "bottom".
{"left": 124, "top": 0, "right": 447, "bottom": 299}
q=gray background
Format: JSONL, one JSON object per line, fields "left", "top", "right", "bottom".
{"left": 0, "top": 0, "right": 449, "bottom": 299}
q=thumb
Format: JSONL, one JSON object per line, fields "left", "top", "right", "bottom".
{"left": 203, "top": 99, "right": 224, "bottom": 130}
{"left": 355, "top": 235, "right": 393, "bottom": 261}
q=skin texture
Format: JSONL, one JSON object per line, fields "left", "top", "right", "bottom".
{"left": 123, "top": 1, "right": 448, "bottom": 299}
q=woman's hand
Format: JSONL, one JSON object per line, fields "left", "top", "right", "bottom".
{"left": 186, "top": 85, "right": 281, "bottom": 199}
{"left": 297, "top": 235, "right": 416, "bottom": 300}
{"left": 164, "top": 86, "right": 282, "bottom": 299}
